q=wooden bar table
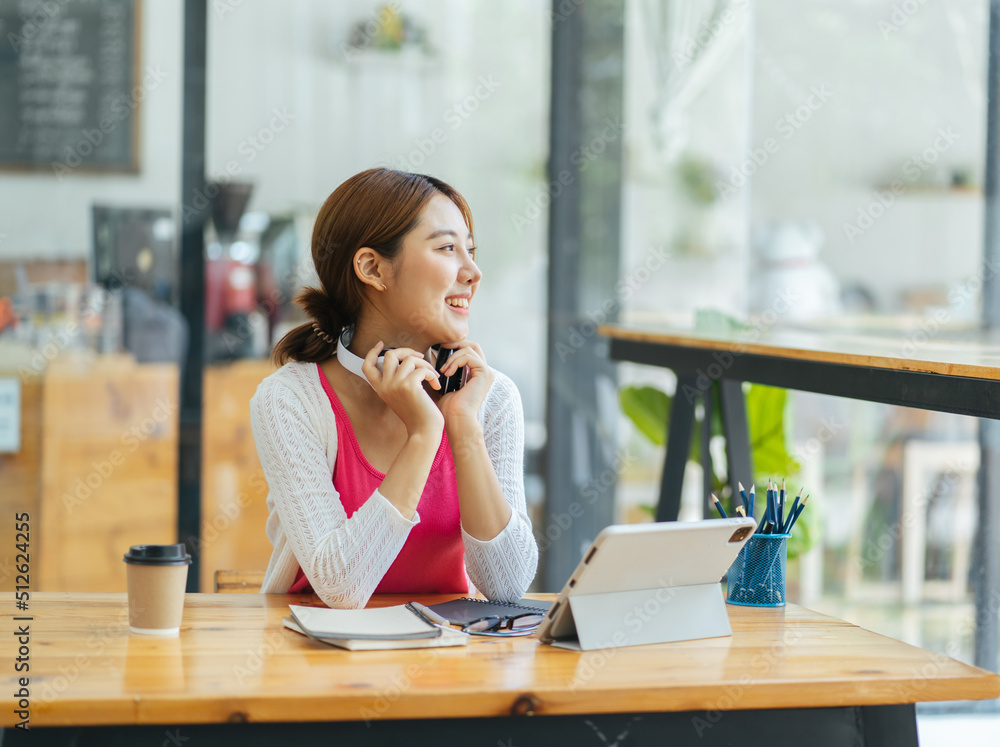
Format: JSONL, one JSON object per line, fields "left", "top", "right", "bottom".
{"left": 2, "top": 592, "right": 998, "bottom": 746}
{"left": 599, "top": 320, "right": 1000, "bottom": 521}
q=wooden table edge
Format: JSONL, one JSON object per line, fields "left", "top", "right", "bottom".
{"left": 597, "top": 323, "right": 1000, "bottom": 381}
{"left": 10, "top": 676, "right": 1000, "bottom": 729}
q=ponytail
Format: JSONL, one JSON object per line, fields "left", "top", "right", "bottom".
{"left": 271, "top": 286, "right": 352, "bottom": 366}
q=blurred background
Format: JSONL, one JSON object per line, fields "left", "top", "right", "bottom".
{"left": 0, "top": 0, "right": 998, "bottom": 732}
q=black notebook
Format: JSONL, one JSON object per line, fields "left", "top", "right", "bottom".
{"left": 426, "top": 597, "right": 553, "bottom": 627}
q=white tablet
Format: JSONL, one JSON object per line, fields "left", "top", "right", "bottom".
{"left": 536, "top": 518, "right": 756, "bottom": 651}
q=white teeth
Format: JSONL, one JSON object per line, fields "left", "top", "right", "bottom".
{"left": 446, "top": 297, "right": 469, "bottom": 308}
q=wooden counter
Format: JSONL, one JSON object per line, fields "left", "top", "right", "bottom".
{"left": 0, "top": 352, "right": 178, "bottom": 593}
{"left": 0, "top": 351, "right": 275, "bottom": 593}
{"left": 199, "top": 358, "right": 274, "bottom": 590}
{"left": 2, "top": 592, "right": 997, "bottom": 736}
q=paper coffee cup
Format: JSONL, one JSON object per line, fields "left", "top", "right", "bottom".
{"left": 124, "top": 544, "right": 191, "bottom": 636}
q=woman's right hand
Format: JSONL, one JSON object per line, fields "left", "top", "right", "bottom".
{"left": 362, "top": 342, "right": 444, "bottom": 437}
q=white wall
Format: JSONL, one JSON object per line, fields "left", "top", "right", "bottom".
{"left": 750, "top": 0, "right": 987, "bottom": 314}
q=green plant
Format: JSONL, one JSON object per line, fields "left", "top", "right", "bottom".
{"left": 619, "top": 381, "right": 816, "bottom": 559}
{"left": 676, "top": 155, "right": 719, "bottom": 206}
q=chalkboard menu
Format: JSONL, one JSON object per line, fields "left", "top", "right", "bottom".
{"left": 0, "top": 0, "right": 140, "bottom": 174}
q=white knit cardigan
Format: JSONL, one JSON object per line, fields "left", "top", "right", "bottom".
{"left": 250, "top": 361, "right": 539, "bottom": 608}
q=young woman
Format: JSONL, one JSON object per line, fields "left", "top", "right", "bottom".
{"left": 251, "top": 168, "right": 538, "bottom": 609}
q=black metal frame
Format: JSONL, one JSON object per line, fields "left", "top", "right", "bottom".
{"left": 177, "top": 0, "right": 208, "bottom": 591}
{"left": 610, "top": 337, "right": 1000, "bottom": 421}
{"left": 661, "top": 376, "right": 755, "bottom": 522}
{"left": 0, "top": 704, "right": 918, "bottom": 747}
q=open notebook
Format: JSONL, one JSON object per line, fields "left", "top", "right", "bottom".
{"left": 284, "top": 604, "right": 469, "bottom": 651}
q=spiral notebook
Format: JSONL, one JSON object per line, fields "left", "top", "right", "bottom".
{"left": 426, "top": 597, "right": 553, "bottom": 627}
{"left": 284, "top": 604, "right": 469, "bottom": 651}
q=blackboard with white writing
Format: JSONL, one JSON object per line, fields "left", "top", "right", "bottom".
{"left": 0, "top": 0, "right": 139, "bottom": 174}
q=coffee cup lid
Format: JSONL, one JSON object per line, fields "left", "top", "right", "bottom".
{"left": 123, "top": 544, "right": 192, "bottom": 565}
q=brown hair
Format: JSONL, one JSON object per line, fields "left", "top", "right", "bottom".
{"left": 272, "top": 168, "right": 474, "bottom": 366}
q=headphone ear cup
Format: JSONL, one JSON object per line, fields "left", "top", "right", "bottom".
{"left": 433, "top": 346, "right": 466, "bottom": 393}
{"left": 375, "top": 347, "right": 394, "bottom": 374}
{"left": 433, "top": 346, "right": 451, "bottom": 389}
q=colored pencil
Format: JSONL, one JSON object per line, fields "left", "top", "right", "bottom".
{"left": 786, "top": 494, "right": 809, "bottom": 533}
{"left": 777, "top": 478, "right": 786, "bottom": 531}
{"left": 782, "top": 488, "right": 803, "bottom": 534}
{"left": 711, "top": 493, "right": 728, "bottom": 519}
{"left": 755, "top": 510, "right": 769, "bottom": 535}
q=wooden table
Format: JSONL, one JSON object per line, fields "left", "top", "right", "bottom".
{"left": 2, "top": 593, "right": 998, "bottom": 745}
{"left": 599, "top": 320, "right": 1000, "bottom": 518}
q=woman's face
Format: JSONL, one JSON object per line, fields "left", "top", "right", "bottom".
{"left": 382, "top": 193, "right": 481, "bottom": 347}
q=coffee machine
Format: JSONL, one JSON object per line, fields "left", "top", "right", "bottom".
{"left": 205, "top": 181, "right": 264, "bottom": 360}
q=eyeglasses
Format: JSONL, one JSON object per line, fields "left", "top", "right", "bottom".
{"left": 461, "top": 613, "right": 545, "bottom": 637}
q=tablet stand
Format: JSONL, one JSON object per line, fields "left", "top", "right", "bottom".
{"left": 549, "top": 582, "right": 732, "bottom": 651}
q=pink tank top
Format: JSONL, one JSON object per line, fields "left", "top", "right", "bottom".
{"left": 288, "top": 364, "right": 469, "bottom": 595}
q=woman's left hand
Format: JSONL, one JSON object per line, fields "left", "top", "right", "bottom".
{"left": 433, "top": 340, "right": 493, "bottom": 427}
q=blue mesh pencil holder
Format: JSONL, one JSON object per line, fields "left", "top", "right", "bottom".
{"left": 726, "top": 534, "right": 789, "bottom": 607}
